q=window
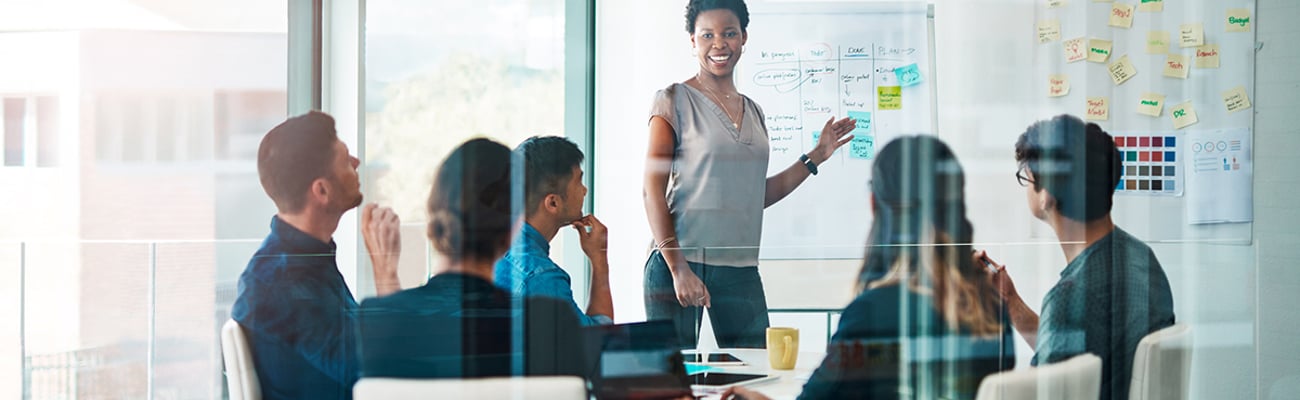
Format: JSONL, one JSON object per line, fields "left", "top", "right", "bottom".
{"left": 36, "top": 96, "right": 60, "bottom": 167}
{"left": 362, "top": 0, "right": 573, "bottom": 290}
{"left": 2, "top": 2, "right": 288, "bottom": 398}
{"left": 364, "top": 0, "right": 567, "bottom": 221}
{"left": 1, "top": 96, "right": 60, "bottom": 167}
{"left": 3, "top": 98, "right": 24, "bottom": 166}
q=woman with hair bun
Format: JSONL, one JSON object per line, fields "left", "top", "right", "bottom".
{"left": 358, "top": 138, "right": 586, "bottom": 379}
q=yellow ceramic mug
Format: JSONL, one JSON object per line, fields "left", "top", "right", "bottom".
{"left": 766, "top": 327, "right": 799, "bottom": 370}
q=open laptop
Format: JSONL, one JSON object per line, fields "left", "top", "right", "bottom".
{"left": 584, "top": 320, "right": 777, "bottom": 399}
{"left": 583, "top": 320, "right": 693, "bottom": 400}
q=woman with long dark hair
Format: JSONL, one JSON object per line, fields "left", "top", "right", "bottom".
{"left": 725, "top": 136, "right": 1015, "bottom": 400}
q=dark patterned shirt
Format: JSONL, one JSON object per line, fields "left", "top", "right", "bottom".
{"left": 1033, "top": 227, "right": 1176, "bottom": 400}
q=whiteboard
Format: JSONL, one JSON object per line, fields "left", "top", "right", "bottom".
{"left": 1034, "top": 0, "right": 1256, "bottom": 244}
{"left": 738, "top": 2, "right": 936, "bottom": 260}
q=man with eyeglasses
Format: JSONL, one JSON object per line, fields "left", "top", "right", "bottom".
{"left": 977, "top": 115, "right": 1175, "bottom": 400}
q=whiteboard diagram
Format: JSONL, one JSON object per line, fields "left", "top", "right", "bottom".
{"left": 738, "top": 3, "right": 934, "bottom": 259}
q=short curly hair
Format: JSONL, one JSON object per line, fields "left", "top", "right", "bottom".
{"left": 685, "top": 0, "right": 750, "bottom": 33}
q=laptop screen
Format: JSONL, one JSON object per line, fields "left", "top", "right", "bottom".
{"left": 602, "top": 349, "right": 679, "bottom": 378}
{"left": 583, "top": 320, "right": 691, "bottom": 400}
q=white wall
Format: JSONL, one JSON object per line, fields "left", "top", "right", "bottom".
{"left": 1253, "top": 1, "right": 1300, "bottom": 399}
{"left": 594, "top": 0, "right": 695, "bottom": 324}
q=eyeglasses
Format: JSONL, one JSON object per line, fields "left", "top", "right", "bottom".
{"left": 1015, "top": 170, "right": 1035, "bottom": 187}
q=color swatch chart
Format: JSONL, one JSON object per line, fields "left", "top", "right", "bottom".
{"left": 1115, "top": 134, "right": 1183, "bottom": 196}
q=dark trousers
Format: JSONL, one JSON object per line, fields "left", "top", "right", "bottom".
{"left": 643, "top": 250, "right": 770, "bottom": 349}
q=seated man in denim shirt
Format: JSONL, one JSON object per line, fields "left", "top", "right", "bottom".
{"left": 231, "top": 111, "right": 403, "bottom": 400}
{"left": 987, "top": 115, "right": 1175, "bottom": 400}
{"left": 494, "top": 136, "right": 614, "bottom": 325}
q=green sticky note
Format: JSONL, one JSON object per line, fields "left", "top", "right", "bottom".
{"left": 878, "top": 86, "right": 902, "bottom": 110}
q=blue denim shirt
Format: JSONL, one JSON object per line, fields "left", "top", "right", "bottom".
{"left": 494, "top": 223, "right": 612, "bottom": 326}
{"left": 231, "top": 216, "right": 358, "bottom": 400}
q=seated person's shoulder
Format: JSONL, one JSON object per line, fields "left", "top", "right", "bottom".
{"left": 847, "top": 286, "right": 894, "bottom": 307}
{"left": 358, "top": 289, "right": 405, "bottom": 311}
{"left": 524, "top": 295, "right": 579, "bottom": 320}
{"left": 237, "top": 262, "right": 330, "bottom": 306}
{"left": 831, "top": 286, "right": 906, "bottom": 340}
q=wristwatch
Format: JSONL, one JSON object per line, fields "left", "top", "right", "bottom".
{"left": 799, "top": 154, "right": 818, "bottom": 175}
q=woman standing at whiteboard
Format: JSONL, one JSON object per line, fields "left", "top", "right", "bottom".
{"left": 643, "top": 0, "right": 857, "bottom": 348}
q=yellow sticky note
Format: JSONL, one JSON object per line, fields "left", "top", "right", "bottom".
{"left": 1064, "top": 38, "right": 1088, "bottom": 63}
{"left": 1108, "top": 55, "right": 1138, "bottom": 85}
{"left": 1087, "top": 97, "right": 1110, "bottom": 121}
{"left": 1147, "top": 31, "right": 1170, "bottom": 54}
{"left": 1138, "top": 93, "right": 1166, "bottom": 117}
{"left": 1138, "top": 0, "right": 1163, "bottom": 12}
{"left": 1162, "top": 54, "right": 1190, "bottom": 79}
{"left": 1048, "top": 0, "right": 1069, "bottom": 8}
{"left": 1038, "top": 20, "right": 1062, "bottom": 43}
{"left": 1222, "top": 86, "right": 1252, "bottom": 113}
{"left": 1088, "top": 39, "right": 1113, "bottom": 63}
{"left": 1110, "top": 3, "right": 1135, "bottom": 28}
{"left": 1226, "top": 9, "right": 1252, "bottom": 32}
{"left": 1049, "top": 75, "right": 1071, "bottom": 98}
{"left": 878, "top": 86, "right": 902, "bottom": 110}
{"left": 1195, "top": 44, "right": 1221, "bottom": 69}
{"left": 1171, "top": 102, "right": 1199, "bottom": 129}
{"left": 1180, "top": 23, "right": 1205, "bottom": 47}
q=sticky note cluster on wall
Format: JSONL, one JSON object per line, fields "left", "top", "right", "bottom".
{"left": 1038, "top": 0, "right": 1251, "bottom": 133}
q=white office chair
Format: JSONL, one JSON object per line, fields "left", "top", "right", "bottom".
{"left": 1130, "top": 323, "right": 1192, "bottom": 400}
{"left": 354, "top": 376, "right": 587, "bottom": 400}
{"left": 221, "top": 319, "right": 262, "bottom": 400}
{"left": 975, "top": 353, "right": 1102, "bottom": 400}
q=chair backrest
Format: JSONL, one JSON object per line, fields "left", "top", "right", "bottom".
{"left": 221, "top": 319, "right": 262, "bottom": 400}
{"left": 354, "top": 376, "right": 587, "bottom": 400}
{"left": 1130, "top": 323, "right": 1193, "bottom": 400}
{"left": 975, "top": 353, "right": 1102, "bottom": 400}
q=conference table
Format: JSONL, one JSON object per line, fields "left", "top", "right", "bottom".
{"left": 690, "top": 348, "right": 826, "bottom": 400}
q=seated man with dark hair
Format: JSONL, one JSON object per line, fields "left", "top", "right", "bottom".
{"left": 495, "top": 136, "right": 614, "bottom": 326}
{"left": 232, "top": 111, "right": 403, "bottom": 400}
{"left": 357, "top": 138, "right": 586, "bottom": 379}
{"left": 983, "top": 114, "right": 1176, "bottom": 400}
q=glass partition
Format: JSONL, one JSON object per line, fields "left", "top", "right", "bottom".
{"left": 595, "top": 0, "right": 1270, "bottom": 398}
{"left": 20, "top": 242, "right": 149, "bottom": 399}
{"left": 1, "top": 0, "right": 1289, "bottom": 399}
{"left": 0, "top": 243, "right": 20, "bottom": 398}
